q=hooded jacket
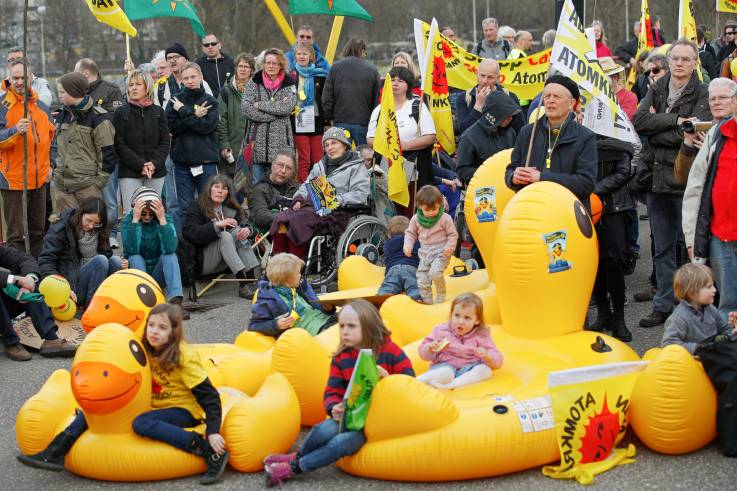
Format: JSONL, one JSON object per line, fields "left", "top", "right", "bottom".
{"left": 248, "top": 278, "right": 327, "bottom": 338}
{"left": 594, "top": 138, "right": 636, "bottom": 214}
{"left": 166, "top": 85, "right": 220, "bottom": 166}
{"left": 294, "top": 150, "right": 369, "bottom": 207}
{"left": 217, "top": 76, "right": 248, "bottom": 174}
{"left": 505, "top": 113, "right": 597, "bottom": 208}
{"left": 195, "top": 53, "right": 235, "bottom": 98}
{"left": 455, "top": 91, "right": 520, "bottom": 184}
{"left": 633, "top": 71, "right": 711, "bottom": 195}
{"left": 454, "top": 84, "right": 525, "bottom": 135}
{"left": 113, "top": 102, "right": 170, "bottom": 179}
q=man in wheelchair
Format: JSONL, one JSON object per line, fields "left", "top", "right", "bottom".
{"left": 249, "top": 150, "right": 299, "bottom": 232}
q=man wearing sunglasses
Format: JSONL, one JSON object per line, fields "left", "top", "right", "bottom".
{"left": 195, "top": 34, "right": 234, "bottom": 98}
{"left": 285, "top": 25, "right": 330, "bottom": 73}
{"left": 717, "top": 23, "right": 737, "bottom": 65}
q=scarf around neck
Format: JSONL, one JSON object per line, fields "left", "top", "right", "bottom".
{"left": 295, "top": 63, "right": 328, "bottom": 107}
{"left": 416, "top": 203, "right": 445, "bottom": 228}
{"left": 263, "top": 71, "right": 285, "bottom": 92}
{"left": 128, "top": 97, "right": 153, "bottom": 108}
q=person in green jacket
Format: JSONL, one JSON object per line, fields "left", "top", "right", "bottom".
{"left": 217, "top": 53, "right": 255, "bottom": 176}
{"left": 121, "top": 187, "right": 185, "bottom": 308}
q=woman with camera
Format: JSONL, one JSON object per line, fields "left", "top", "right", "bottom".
{"left": 183, "top": 175, "right": 261, "bottom": 298}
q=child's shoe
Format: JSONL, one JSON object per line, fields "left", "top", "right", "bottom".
{"left": 435, "top": 293, "right": 446, "bottom": 304}
{"left": 265, "top": 462, "right": 295, "bottom": 487}
{"left": 263, "top": 452, "right": 297, "bottom": 467}
{"left": 187, "top": 434, "right": 229, "bottom": 485}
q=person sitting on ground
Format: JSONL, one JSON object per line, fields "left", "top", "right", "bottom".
{"left": 417, "top": 292, "right": 503, "bottom": 389}
{"left": 661, "top": 263, "right": 737, "bottom": 354}
{"left": 121, "top": 187, "right": 185, "bottom": 309}
{"left": 182, "top": 175, "right": 261, "bottom": 299}
{"left": 38, "top": 197, "right": 127, "bottom": 309}
{"left": 0, "top": 245, "right": 77, "bottom": 361}
{"left": 248, "top": 253, "right": 336, "bottom": 338}
{"left": 378, "top": 216, "right": 421, "bottom": 302}
{"left": 248, "top": 150, "right": 299, "bottom": 232}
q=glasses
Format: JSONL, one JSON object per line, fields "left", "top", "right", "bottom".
{"left": 82, "top": 217, "right": 103, "bottom": 229}
{"left": 709, "top": 95, "right": 734, "bottom": 103}
{"left": 264, "top": 61, "right": 280, "bottom": 66}
{"left": 166, "top": 54, "right": 183, "bottom": 61}
{"left": 649, "top": 67, "right": 661, "bottom": 75}
{"left": 726, "top": 31, "right": 736, "bottom": 36}
{"left": 202, "top": 42, "right": 218, "bottom": 47}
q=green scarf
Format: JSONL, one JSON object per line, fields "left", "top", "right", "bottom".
{"left": 416, "top": 204, "right": 445, "bottom": 228}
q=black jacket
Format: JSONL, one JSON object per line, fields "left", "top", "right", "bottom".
{"left": 113, "top": 103, "right": 170, "bottom": 179}
{"left": 248, "top": 175, "right": 298, "bottom": 230}
{"left": 166, "top": 86, "right": 220, "bottom": 166}
{"left": 321, "top": 56, "right": 380, "bottom": 125}
{"left": 38, "top": 208, "right": 113, "bottom": 290}
{"left": 632, "top": 72, "right": 652, "bottom": 102}
{"left": 182, "top": 200, "right": 245, "bottom": 276}
{"left": 88, "top": 78, "right": 124, "bottom": 113}
{"left": 505, "top": 113, "right": 597, "bottom": 208}
{"left": 454, "top": 84, "right": 525, "bottom": 135}
{"left": 700, "top": 44, "right": 720, "bottom": 80}
{"left": 0, "top": 245, "right": 40, "bottom": 285}
{"left": 196, "top": 53, "right": 235, "bottom": 99}
{"left": 594, "top": 138, "right": 636, "bottom": 214}
{"left": 633, "top": 72, "right": 711, "bottom": 195}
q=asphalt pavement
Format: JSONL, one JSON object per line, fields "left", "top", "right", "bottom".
{"left": 3, "top": 204, "right": 737, "bottom": 490}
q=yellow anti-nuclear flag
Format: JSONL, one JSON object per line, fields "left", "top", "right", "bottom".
{"left": 718, "top": 0, "right": 737, "bottom": 14}
{"left": 85, "top": 0, "right": 137, "bottom": 37}
{"left": 679, "top": 0, "right": 702, "bottom": 81}
{"left": 627, "top": 0, "right": 654, "bottom": 89}
{"left": 422, "top": 31, "right": 456, "bottom": 154}
{"left": 373, "top": 76, "right": 409, "bottom": 206}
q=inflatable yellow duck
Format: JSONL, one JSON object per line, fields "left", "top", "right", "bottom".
{"left": 16, "top": 323, "right": 301, "bottom": 481}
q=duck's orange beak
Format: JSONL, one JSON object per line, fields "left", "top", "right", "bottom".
{"left": 71, "top": 361, "right": 142, "bottom": 415}
{"left": 81, "top": 297, "right": 144, "bottom": 333}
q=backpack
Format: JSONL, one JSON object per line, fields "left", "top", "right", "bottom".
{"left": 475, "top": 39, "right": 511, "bottom": 58}
{"left": 695, "top": 337, "right": 737, "bottom": 456}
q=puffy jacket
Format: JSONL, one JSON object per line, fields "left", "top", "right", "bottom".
{"left": 166, "top": 86, "right": 220, "bottom": 166}
{"left": 113, "top": 102, "right": 170, "bottom": 179}
{"left": 217, "top": 77, "right": 248, "bottom": 174}
{"left": 295, "top": 151, "right": 369, "bottom": 207}
{"left": 54, "top": 96, "right": 117, "bottom": 193}
{"left": 248, "top": 175, "right": 298, "bottom": 230}
{"left": 594, "top": 138, "right": 636, "bottom": 214}
{"left": 242, "top": 71, "right": 297, "bottom": 165}
{"left": 248, "top": 278, "right": 326, "bottom": 337}
{"left": 505, "top": 113, "right": 597, "bottom": 209}
{"left": 195, "top": 53, "right": 235, "bottom": 98}
{"left": 633, "top": 72, "right": 711, "bottom": 195}
{"left": 120, "top": 211, "right": 178, "bottom": 273}
{"left": 0, "top": 81, "right": 55, "bottom": 190}
{"left": 88, "top": 78, "right": 124, "bottom": 113}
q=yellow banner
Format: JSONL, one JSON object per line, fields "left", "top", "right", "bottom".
{"left": 373, "top": 76, "right": 409, "bottom": 206}
{"left": 422, "top": 31, "right": 456, "bottom": 154}
{"left": 498, "top": 50, "right": 551, "bottom": 101}
{"left": 679, "top": 0, "right": 702, "bottom": 80}
{"left": 717, "top": 0, "right": 737, "bottom": 13}
{"left": 627, "top": 0, "right": 654, "bottom": 89}
{"left": 85, "top": 0, "right": 137, "bottom": 37}
{"left": 418, "top": 20, "right": 480, "bottom": 91}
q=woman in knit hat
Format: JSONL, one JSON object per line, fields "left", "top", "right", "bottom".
{"left": 54, "top": 72, "right": 118, "bottom": 213}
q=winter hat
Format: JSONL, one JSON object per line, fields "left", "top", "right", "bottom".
{"left": 322, "top": 126, "right": 352, "bottom": 148}
{"left": 165, "top": 42, "right": 189, "bottom": 60}
{"left": 130, "top": 186, "right": 161, "bottom": 209}
{"left": 480, "top": 91, "right": 522, "bottom": 131}
{"left": 544, "top": 74, "right": 580, "bottom": 101}
{"left": 58, "top": 72, "right": 89, "bottom": 98}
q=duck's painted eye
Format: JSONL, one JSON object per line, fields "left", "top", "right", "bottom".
{"left": 136, "top": 283, "right": 157, "bottom": 308}
{"left": 129, "top": 340, "right": 147, "bottom": 367}
{"left": 574, "top": 201, "right": 593, "bottom": 239}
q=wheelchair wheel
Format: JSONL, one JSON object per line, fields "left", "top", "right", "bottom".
{"left": 304, "top": 235, "right": 338, "bottom": 289}
{"left": 336, "top": 216, "right": 388, "bottom": 267}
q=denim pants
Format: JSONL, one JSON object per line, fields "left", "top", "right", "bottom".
{"left": 646, "top": 192, "right": 683, "bottom": 313}
{"left": 297, "top": 418, "right": 366, "bottom": 472}
{"left": 132, "top": 407, "right": 199, "bottom": 451}
{"left": 251, "top": 163, "right": 268, "bottom": 187}
{"left": 164, "top": 155, "right": 179, "bottom": 219}
{"left": 101, "top": 164, "right": 119, "bottom": 234}
{"left": 128, "top": 253, "right": 183, "bottom": 300}
{"left": 75, "top": 255, "right": 122, "bottom": 307}
{"left": 378, "top": 265, "right": 421, "bottom": 300}
{"left": 334, "top": 122, "right": 367, "bottom": 146}
{"left": 173, "top": 162, "right": 218, "bottom": 234}
{"left": 0, "top": 291, "right": 57, "bottom": 346}
{"left": 710, "top": 236, "right": 737, "bottom": 322}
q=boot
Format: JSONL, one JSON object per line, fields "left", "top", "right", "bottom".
{"left": 187, "top": 434, "right": 229, "bottom": 485}
{"left": 611, "top": 312, "right": 632, "bottom": 342}
{"left": 16, "top": 431, "right": 78, "bottom": 471}
{"left": 586, "top": 305, "right": 611, "bottom": 332}
{"left": 265, "top": 462, "right": 295, "bottom": 487}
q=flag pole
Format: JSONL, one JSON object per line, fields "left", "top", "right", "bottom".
{"left": 325, "top": 16, "right": 345, "bottom": 64}
{"left": 125, "top": 34, "right": 133, "bottom": 75}
{"left": 20, "top": 0, "right": 30, "bottom": 254}
{"left": 263, "top": 0, "right": 296, "bottom": 45}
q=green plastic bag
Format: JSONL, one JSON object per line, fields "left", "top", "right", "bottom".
{"left": 2, "top": 284, "right": 44, "bottom": 303}
{"left": 343, "top": 349, "right": 379, "bottom": 431}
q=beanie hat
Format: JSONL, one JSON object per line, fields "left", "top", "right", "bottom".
{"left": 544, "top": 74, "right": 580, "bottom": 101}
{"left": 130, "top": 186, "right": 161, "bottom": 209}
{"left": 58, "top": 72, "right": 89, "bottom": 99}
{"left": 322, "top": 126, "right": 352, "bottom": 148}
{"left": 165, "top": 42, "right": 189, "bottom": 60}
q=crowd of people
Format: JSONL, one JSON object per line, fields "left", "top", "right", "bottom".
{"left": 3, "top": 15, "right": 737, "bottom": 485}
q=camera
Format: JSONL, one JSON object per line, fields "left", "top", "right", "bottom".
{"left": 681, "top": 120, "right": 713, "bottom": 133}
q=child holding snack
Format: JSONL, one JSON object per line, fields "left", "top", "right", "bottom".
{"left": 404, "top": 185, "right": 458, "bottom": 304}
{"left": 417, "top": 293, "right": 503, "bottom": 389}
{"left": 249, "top": 253, "right": 336, "bottom": 338}
{"left": 378, "top": 216, "right": 421, "bottom": 301}
{"left": 661, "top": 263, "right": 737, "bottom": 354}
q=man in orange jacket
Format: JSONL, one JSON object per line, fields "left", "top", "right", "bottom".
{"left": 0, "top": 59, "right": 55, "bottom": 257}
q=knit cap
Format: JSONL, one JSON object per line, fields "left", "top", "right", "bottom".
{"left": 58, "top": 72, "right": 89, "bottom": 98}
{"left": 165, "top": 42, "right": 189, "bottom": 60}
{"left": 322, "top": 126, "right": 352, "bottom": 148}
{"left": 130, "top": 186, "right": 161, "bottom": 209}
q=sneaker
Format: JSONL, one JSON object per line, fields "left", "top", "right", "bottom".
{"left": 4, "top": 343, "right": 31, "bottom": 361}
{"left": 633, "top": 286, "right": 656, "bottom": 302}
{"left": 265, "top": 462, "right": 295, "bottom": 487}
{"left": 110, "top": 236, "right": 120, "bottom": 249}
{"left": 263, "top": 452, "right": 297, "bottom": 467}
{"left": 39, "top": 339, "right": 77, "bottom": 358}
{"left": 639, "top": 310, "right": 669, "bottom": 328}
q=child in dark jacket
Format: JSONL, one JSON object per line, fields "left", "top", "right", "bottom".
{"left": 263, "top": 299, "right": 414, "bottom": 486}
{"left": 249, "top": 253, "right": 336, "bottom": 337}
{"left": 378, "top": 216, "right": 421, "bottom": 301}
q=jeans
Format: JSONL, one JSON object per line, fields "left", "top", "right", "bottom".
{"left": 646, "top": 192, "right": 683, "bottom": 313}
{"left": 128, "top": 253, "right": 183, "bottom": 300}
{"left": 76, "top": 255, "right": 122, "bottom": 307}
{"left": 251, "top": 163, "right": 268, "bottom": 187}
{"left": 378, "top": 265, "right": 421, "bottom": 300}
{"left": 0, "top": 290, "right": 58, "bottom": 346}
{"left": 164, "top": 155, "right": 179, "bottom": 219}
{"left": 102, "top": 164, "right": 119, "bottom": 234}
{"left": 173, "top": 162, "right": 218, "bottom": 234}
{"left": 132, "top": 407, "right": 199, "bottom": 451}
{"left": 297, "top": 418, "right": 365, "bottom": 473}
{"left": 334, "top": 122, "right": 367, "bottom": 146}
{"left": 710, "top": 236, "right": 737, "bottom": 322}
